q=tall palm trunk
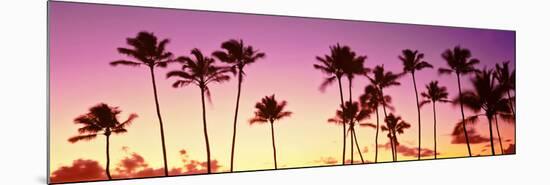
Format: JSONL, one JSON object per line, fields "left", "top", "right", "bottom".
{"left": 432, "top": 102, "right": 437, "bottom": 159}
{"left": 149, "top": 67, "right": 169, "bottom": 176}
{"left": 229, "top": 70, "right": 244, "bottom": 172}
{"left": 456, "top": 73, "right": 472, "bottom": 156}
{"left": 348, "top": 78, "right": 355, "bottom": 164}
{"left": 494, "top": 116, "right": 504, "bottom": 154}
{"left": 350, "top": 128, "right": 354, "bottom": 164}
{"left": 507, "top": 91, "right": 516, "bottom": 118}
{"left": 269, "top": 121, "right": 278, "bottom": 169}
{"left": 105, "top": 134, "right": 112, "bottom": 180}
{"left": 487, "top": 116, "right": 496, "bottom": 156}
{"left": 337, "top": 77, "right": 346, "bottom": 165}
{"left": 411, "top": 73, "right": 422, "bottom": 160}
{"left": 380, "top": 89, "right": 396, "bottom": 161}
{"left": 200, "top": 86, "right": 212, "bottom": 173}
{"left": 352, "top": 129, "right": 365, "bottom": 163}
{"left": 374, "top": 108, "right": 380, "bottom": 163}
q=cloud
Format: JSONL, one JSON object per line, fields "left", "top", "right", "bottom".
{"left": 50, "top": 159, "right": 106, "bottom": 183}
{"left": 451, "top": 128, "right": 492, "bottom": 144}
{"left": 112, "top": 152, "right": 168, "bottom": 179}
{"left": 504, "top": 144, "right": 515, "bottom": 154}
{"left": 315, "top": 157, "right": 338, "bottom": 165}
{"left": 378, "top": 142, "right": 439, "bottom": 157}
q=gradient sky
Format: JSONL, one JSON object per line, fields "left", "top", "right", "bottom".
{"left": 49, "top": 1, "right": 515, "bottom": 180}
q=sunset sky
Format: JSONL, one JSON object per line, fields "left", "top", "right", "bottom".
{"left": 49, "top": 1, "right": 515, "bottom": 183}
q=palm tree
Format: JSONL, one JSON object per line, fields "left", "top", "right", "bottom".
{"left": 249, "top": 95, "right": 293, "bottom": 169}
{"left": 458, "top": 69, "right": 511, "bottom": 155}
{"left": 68, "top": 103, "right": 138, "bottom": 180}
{"left": 212, "top": 39, "right": 266, "bottom": 172}
{"left": 494, "top": 61, "right": 516, "bottom": 118}
{"left": 399, "top": 49, "right": 433, "bottom": 160}
{"left": 359, "top": 84, "right": 393, "bottom": 163}
{"left": 438, "top": 46, "right": 480, "bottom": 157}
{"left": 313, "top": 44, "right": 347, "bottom": 164}
{"left": 167, "top": 48, "right": 231, "bottom": 173}
{"left": 110, "top": 31, "right": 172, "bottom": 175}
{"left": 328, "top": 101, "right": 369, "bottom": 164}
{"left": 366, "top": 65, "right": 402, "bottom": 161}
{"left": 419, "top": 81, "right": 450, "bottom": 159}
{"left": 381, "top": 113, "right": 411, "bottom": 161}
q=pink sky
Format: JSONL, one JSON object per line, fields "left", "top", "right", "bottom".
{"left": 49, "top": 1, "right": 515, "bottom": 179}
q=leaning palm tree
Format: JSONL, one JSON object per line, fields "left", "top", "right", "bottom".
{"left": 399, "top": 49, "right": 433, "bottom": 160}
{"left": 359, "top": 84, "right": 393, "bottom": 163}
{"left": 313, "top": 44, "right": 347, "bottom": 164}
{"left": 458, "top": 68, "right": 511, "bottom": 155}
{"left": 381, "top": 113, "right": 411, "bottom": 161}
{"left": 249, "top": 95, "right": 292, "bottom": 169}
{"left": 328, "top": 101, "right": 369, "bottom": 164}
{"left": 419, "top": 81, "right": 450, "bottom": 159}
{"left": 438, "top": 45, "right": 480, "bottom": 157}
{"left": 68, "top": 103, "right": 138, "bottom": 180}
{"left": 167, "top": 48, "right": 231, "bottom": 173}
{"left": 212, "top": 39, "right": 266, "bottom": 172}
{"left": 494, "top": 61, "right": 516, "bottom": 118}
{"left": 366, "top": 65, "right": 402, "bottom": 161}
{"left": 110, "top": 31, "right": 172, "bottom": 175}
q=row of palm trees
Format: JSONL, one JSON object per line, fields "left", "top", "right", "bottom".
{"left": 66, "top": 31, "right": 515, "bottom": 181}
{"left": 314, "top": 44, "right": 515, "bottom": 163}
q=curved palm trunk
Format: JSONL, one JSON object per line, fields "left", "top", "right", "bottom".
{"left": 432, "top": 102, "right": 437, "bottom": 159}
{"left": 374, "top": 108, "right": 380, "bottom": 163}
{"left": 269, "top": 121, "right": 278, "bottom": 169}
{"left": 487, "top": 116, "right": 496, "bottom": 156}
{"left": 105, "top": 134, "right": 112, "bottom": 180}
{"left": 337, "top": 77, "right": 346, "bottom": 165}
{"left": 411, "top": 73, "right": 422, "bottom": 160}
{"left": 380, "top": 90, "right": 396, "bottom": 162}
{"left": 456, "top": 73, "right": 472, "bottom": 157}
{"left": 494, "top": 116, "right": 504, "bottom": 154}
{"left": 200, "top": 87, "right": 212, "bottom": 173}
{"left": 149, "top": 67, "right": 169, "bottom": 176}
{"left": 229, "top": 70, "right": 244, "bottom": 172}
{"left": 352, "top": 129, "right": 365, "bottom": 163}
{"left": 507, "top": 91, "right": 516, "bottom": 118}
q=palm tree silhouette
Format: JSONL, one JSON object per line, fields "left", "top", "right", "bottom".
{"left": 68, "top": 103, "right": 138, "bottom": 180}
{"left": 399, "top": 49, "right": 433, "bottom": 160}
{"left": 366, "top": 65, "right": 402, "bottom": 161}
{"left": 212, "top": 39, "right": 266, "bottom": 172}
{"left": 313, "top": 44, "right": 348, "bottom": 164}
{"left": 359, "top": 84, "right": 393, "bottom": 163}
{"left": 494, "top": 61, "right": 516, "bottom": 118}
{"left": 167, "top": 48, "right": 232, "bottom": 173}
{"left": 438, "top": 46, "right": 479, "bottom": 157}
{"left": 328, "top": 101, "right": 369, "bottom": 164}
{"left": 249, "top": 95, "right": 292, "bottom": 169}
{"left": 419, "top": 81, "right": 450, "bottom": 159}
{"left": 110, "top": 31, "right": 172, "bottom": 175}
{"left": 457, "top": 68, "right": 512, "bottom": 155}
{"left": 381, "top": 113, "right": 411, "bottom": 161}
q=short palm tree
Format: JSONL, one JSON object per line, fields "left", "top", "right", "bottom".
{"left": 328, "top": 101, "right": 369, "bottom": 164}
{"left": 381, "top": 113, "right": 411, "bottom": 161}
{"left": 438, "top": 46, "right": 480, "bottom": 157}
{"left": 399, "top": 49, "right": 433, "bottom": 160}
{"left": 366, "top": 65, "right": 402, "bottom": 161}
{"left": 313, "top": 44, "right": 347, "bottom": 164}
{"left": 212, "top": 39, "right": 266, "bottom": 172}
{"left": 458, "top": 69, "right": 511, "bottom": 155}
{"left": 110, "top": 31, "right": 172, "bottom": 175}
{"left": 494, "top": 61, "right": 515, "bottom": 118}
{"left": 419, "top": 81, "right": 450, "bottom": 159}
{"left": 68, "top": 103, "right": 138, "bottom": 180}
{"left": 167, "top": 48, "right": 232, "bottom": 173}
{"left": 359, "top": 84, "right": 393, "bottom": 163}
{"left": 249, "top": 95, "right": 292, "bottom": 169}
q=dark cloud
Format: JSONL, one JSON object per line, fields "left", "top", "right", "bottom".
{"left": 378, "top": 142, "right": 439, "bottom": 157}
{"left": 504, "top": 144, "right": 515, "bottom": 154}
{"left": 451, "top": 128, "right": 492, "bottom": 144}
{"left": 50, "top": 159, "right": 106, "bottom": 183}
{"left": 316, "top": 157, "right": 338, "bottom": 165}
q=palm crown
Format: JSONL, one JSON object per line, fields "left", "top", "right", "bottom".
{"left": 421, "top": 81, "right": 450, "bottom": 105}
{"left": 368, "top": 65, "right": 402, "bottom": 89}
{"left": 69, "top": 103, "right": 137, "bottom": 143}
{"left": 494, "top": 61, "right": 515, "bottom": 91}
{"left": 328, "top": 101, "right": 370, "bottom": 127}
{"left": 438, "top": 46, "right": 480, "bottom": 75}
{"left": 110, "top": 31, "right": 173, "bottom": 68}
{"left": 249, "top": 95, "right": 293, "bottom": 124}
{"left": 458, "top": 69, "right": 511, "bottom": 120}
{"left": 313, "top": 44, "right": 347, "bottom": 91}
{"left": 212, "top": 39, "right": 266, "bottom": 72}
{"left": 399, "top": 49, "right": 433, "bottom": 74}
{"left": 381, "top": 113, "right": 411, "bottom": 146}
